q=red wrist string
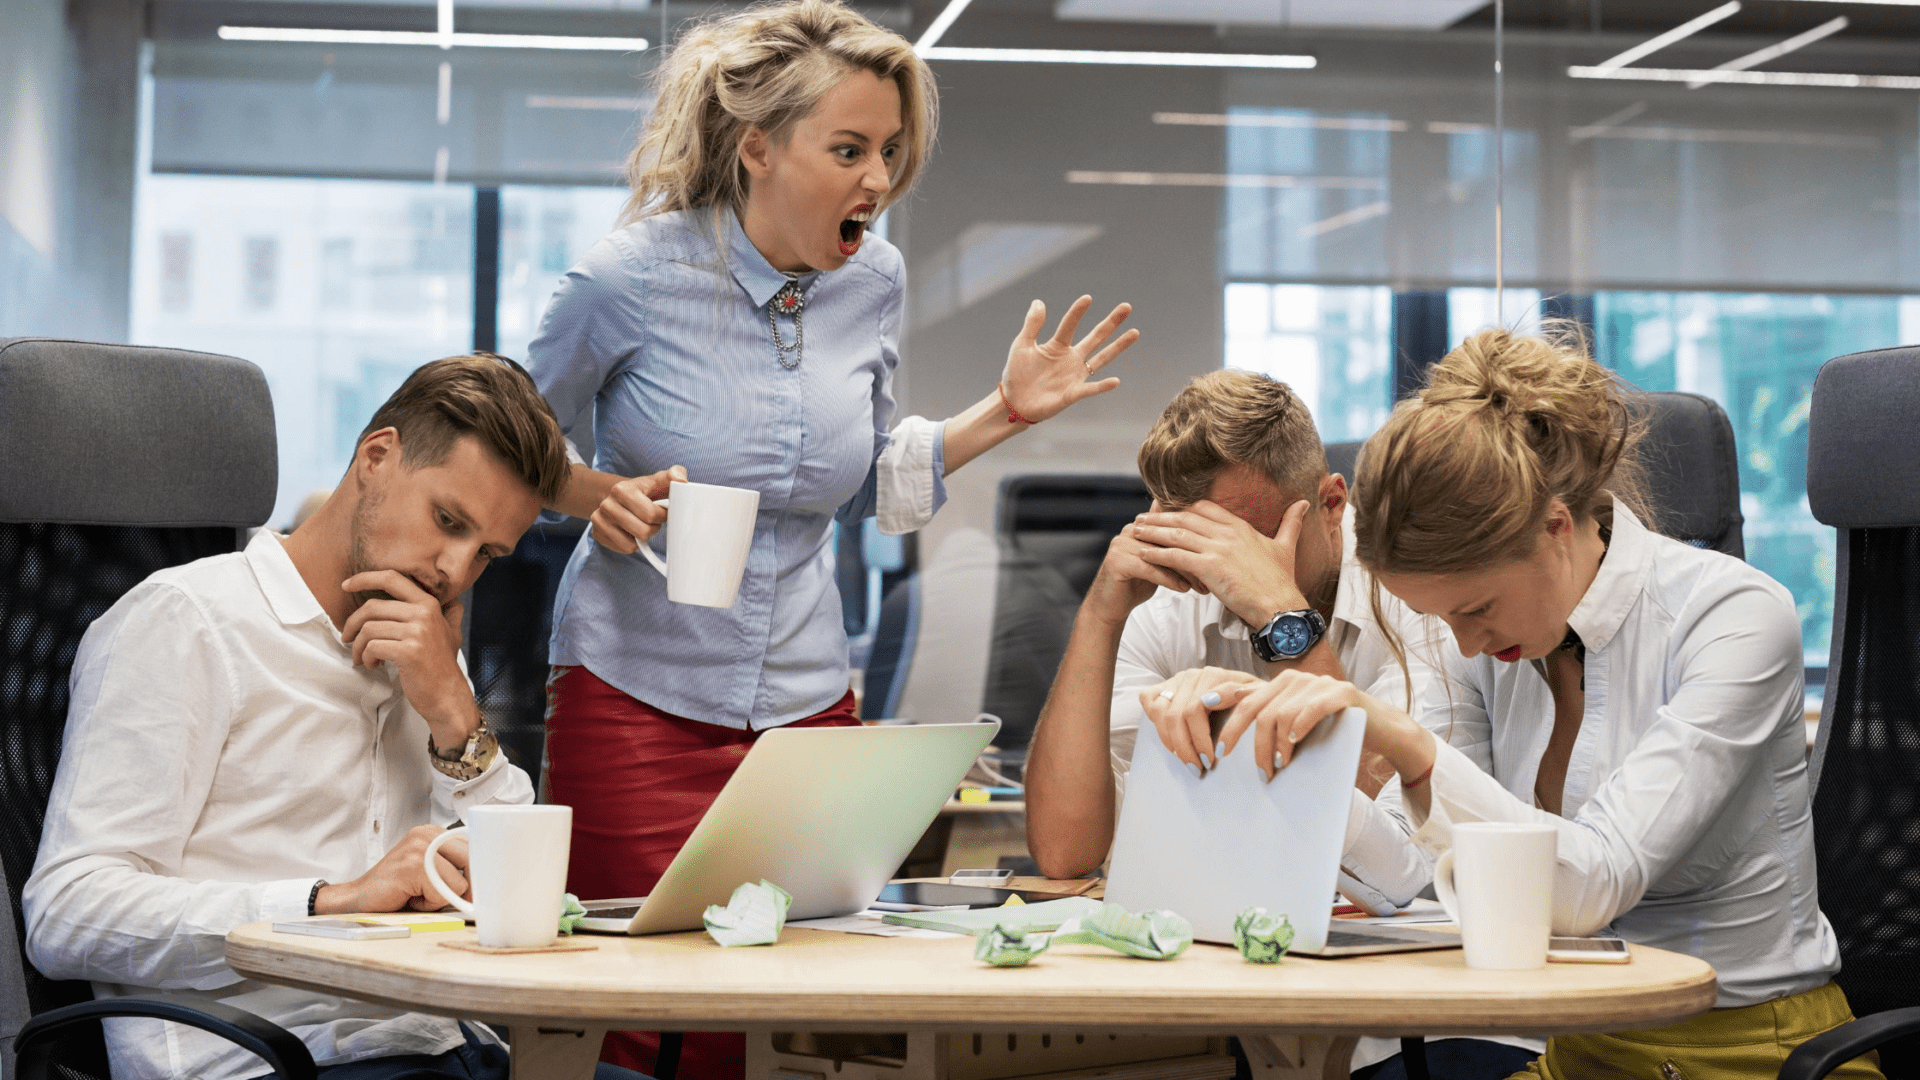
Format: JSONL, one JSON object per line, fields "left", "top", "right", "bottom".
{"left": 1403, "top": 763, "right": 1435, "bottom": 790}
{"left": 998, "top": 382, "right": 1034, "bottom": 425}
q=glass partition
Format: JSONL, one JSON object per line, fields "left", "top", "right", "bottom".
{"left": 131, "top": 174, "right": 475, "bottom": 528}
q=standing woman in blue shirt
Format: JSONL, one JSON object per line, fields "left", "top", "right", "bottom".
{"left": 525, "top": 2, "right": 1136, "bottom": 1075}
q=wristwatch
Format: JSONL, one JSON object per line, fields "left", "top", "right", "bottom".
{"left": 1251, "top": 608, "right": 1328, "bottom": 663}
{"left": 428, "top": 723, "right": 500, "bottom": 781}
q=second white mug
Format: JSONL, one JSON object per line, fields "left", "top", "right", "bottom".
{"left": 1433, "top": 821, "right": 1558, "bottom": 970}
{"left": 636, "top": 480, "right": 760, "bottom": 608}
{"left": 423, "top": 804, "right": 572, "bottom": 949}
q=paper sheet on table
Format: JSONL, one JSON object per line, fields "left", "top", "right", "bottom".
{"left": 789, "top": 912, "right": 962, "bottom": 939}
{"left": 703, "top": 879, "right": 793, "bottom": 946}
{"left": 880, "top": 896, "right": 1103, "bottom": 935}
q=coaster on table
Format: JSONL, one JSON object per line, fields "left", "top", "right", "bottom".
{"left": 439, "top": 938, "right": 598, "bottom": 955}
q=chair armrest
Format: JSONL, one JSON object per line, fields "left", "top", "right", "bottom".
{"left": 1779, "top": 1007, "right": 1920, "bottom": 1080}
{"left": 15, "top": 993, "right": 316, "bottom": 1080}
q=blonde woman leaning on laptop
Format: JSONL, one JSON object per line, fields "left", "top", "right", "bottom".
{"left": 1143, "top": 329, "right": 1880, "bottom": 1079}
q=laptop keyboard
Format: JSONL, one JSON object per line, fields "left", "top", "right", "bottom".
{"left": 584, "top": 905, "right": 643, "bottom": 920}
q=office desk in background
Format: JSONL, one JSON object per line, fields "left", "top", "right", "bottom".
{"left": 226, "top": 892, "right": 1716, "bottom": 1080}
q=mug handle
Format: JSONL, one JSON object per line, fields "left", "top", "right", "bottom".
{"left": 634, "top": 497, "right": 669, "bottom": 577}
{"left": 1431, "top": 849, "right": 1460, "bottom": 925}
{"left": 422, "top": 826, "right": 476, "bottom": 917}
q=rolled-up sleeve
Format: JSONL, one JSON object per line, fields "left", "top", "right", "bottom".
{"left": 839, "top": 282, "right": 948, "bottom": 533}
{"left": 1407, "top": 584, "right": 1802, "bottom": 936}
{"left": 24, "top": 586, "right": 292, "bottom": 991}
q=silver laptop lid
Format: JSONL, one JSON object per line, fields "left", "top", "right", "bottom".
{"left": 1105, "top": 706, "right": 1365, "bottom": 952}
{"left": 627, "top": 719, "right": 999, "bottom": 933}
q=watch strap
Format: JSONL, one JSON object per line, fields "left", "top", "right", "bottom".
{"left": 428, "top": 724, "right": 499, "bottom": 781}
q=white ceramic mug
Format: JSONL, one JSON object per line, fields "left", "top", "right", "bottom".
{"left": 422, "top": 804, "right": 572, "bottom": 949}
{"left": 1432, "top": 821, "right": 1557, "bottom": 970}
{"left": 637, "top": 480, "right": 760, "bottom": 608}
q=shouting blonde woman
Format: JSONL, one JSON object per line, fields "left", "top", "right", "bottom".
{"left": 524, "top": 2, "right": 1139, "bottom": 1076}
{"left": 1145, "top": 330, "right": 1881, "bottom": 1078}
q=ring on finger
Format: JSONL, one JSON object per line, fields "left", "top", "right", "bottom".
{"left": 1082, "top": 357, "right": 1093, "bottom": 373}
{"left": 1157, "top": 689, "right": 1175, "bottom": 701}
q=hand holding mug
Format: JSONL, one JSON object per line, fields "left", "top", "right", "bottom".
{"left": 589, "top": 465, "right": 687, "bottom": 555}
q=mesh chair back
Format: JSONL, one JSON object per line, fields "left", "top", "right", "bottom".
{"left": 1806, "top": 345, "right": 1920, "bottom": 1075}
{"left": 1640, "top": 392, "right": 1744, "bottom": 558}
{"left": 466, "top": 520, "right": 588, "bottom": 793}
{"left": 0, "top": 339, "right": 275, "bottom": 1073}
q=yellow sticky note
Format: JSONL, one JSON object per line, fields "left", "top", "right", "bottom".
{"left": 958, "top": 788, "right": 990, "bottom": 804}
{"left": 1001, "top": 894, "right": 1025, "bottom": 907}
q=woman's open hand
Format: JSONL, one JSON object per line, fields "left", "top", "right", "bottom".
{"left": 1001, "top": 296, "right": 1138, "bottom": 422}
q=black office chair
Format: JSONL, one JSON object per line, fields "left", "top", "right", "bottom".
{"left": 862, "top": 474, "right": 1151, "bottom": 755}
{"left": 0, "top": 338, "right": 315, "bottom": 1080}
{"left": 465, "top": 516, "right": 588, "bottom": 794}
{"left": 1640, "top": 391, "right": 1745, "bottom": 558}
{"left": 1783, "top": 345, "right": 1920, "bottom": 1080}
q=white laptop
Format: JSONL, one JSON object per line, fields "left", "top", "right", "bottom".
{"left": 1105, "top": 707, "right": 1457, "bottom": 957}
{"left": 573, "top": 719, "right": 999, "bottom": 935}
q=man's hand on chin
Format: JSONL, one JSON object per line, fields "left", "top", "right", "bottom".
{"left": 1130, "top": 499, "right": 1312, "bottom": 628}
{"left": 340, "top": 568, "right": 479, "bottom": 751}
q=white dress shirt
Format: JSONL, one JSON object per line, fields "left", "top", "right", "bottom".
{"left": 1404, "top": 499, "right": 1840, "bottom": 1008}
{"left": 25, "top": 530, "right": 534, "bottom": 1080}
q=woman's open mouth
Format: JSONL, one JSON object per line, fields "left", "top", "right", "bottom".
{"left": 838, "top": 207, "right": 873, "bottom": 256}
{"left": 1494, "top": 644, "right": 1523, "bottom": 663}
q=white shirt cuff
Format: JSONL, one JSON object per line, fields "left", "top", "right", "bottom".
{"left": 261, "top": 877, "right": 324, "bottom": 921}
{"left": 875, "top": 416, "right": 945, "bottom": 535}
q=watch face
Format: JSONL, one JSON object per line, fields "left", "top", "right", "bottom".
{"left": 1274, "top": 614, "right": 1314, "bottom": 656}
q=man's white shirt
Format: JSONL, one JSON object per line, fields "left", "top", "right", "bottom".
{"left": 24, "top": 530, "right": 534, "bottom": 1080}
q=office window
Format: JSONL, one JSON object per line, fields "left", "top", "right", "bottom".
{"left": 1592, "top": 291, "right": 1920, "bottom": 663}
{"left": 1446, "top": 287, "right": 1542, "bottom": 349}
{"left": 495, "top": 184, "right": 630, "bottom": 365}
{"left": 1220, "top": 109, "right": 1393, "bottom": 282}
{"left": 1223, "top": 282, "right": 1393, "bottom": 443}
{"left": 132, "top": 174, "right": 475, "bottom": 527}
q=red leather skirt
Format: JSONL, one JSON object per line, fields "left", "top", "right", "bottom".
{"left": 544, "top": 665, "right": 860, "bottom": 1080}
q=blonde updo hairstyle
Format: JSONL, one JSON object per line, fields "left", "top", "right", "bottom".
{"left": 1354, "top": 328, "right": 1651, "bottom": 695}
{"left": 619, "top": 0, "right": 938, "bottom": 228}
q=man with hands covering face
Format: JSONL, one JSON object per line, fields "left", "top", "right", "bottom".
{"left": 1022, "top": 371, "right": 1539, "bottom": 1079}
{"left": 24, "top": 356, "right": 646, "bottom": 1080}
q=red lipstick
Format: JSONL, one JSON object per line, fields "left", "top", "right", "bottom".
{"left": 1495, "top": 645, "right": 1523, "bottom": 663}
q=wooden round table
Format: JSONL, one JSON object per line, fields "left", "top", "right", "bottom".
{"left": 227, "top": 920, "right": 1715, "bottom": 1080}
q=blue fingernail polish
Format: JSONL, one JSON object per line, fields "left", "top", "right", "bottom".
{"left": 1201, "top": 691, "right": 1221, "bottom": 708}
{"left": 1215, "top": 740, "right": 1227, "bottom": 760}
{"left": 1188, "top": 762, "right": 1202, "bottom": 780}
{"left": 1201, "top": 753, "right": 1214, "bottom": 770}
{"left": 1273, "top": 752, "right": 1285, "bottom": 770}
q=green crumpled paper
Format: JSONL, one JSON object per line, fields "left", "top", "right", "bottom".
{"left": 702, "top": 879, "right": 793, "bottom": 947}
{"left": 558, "top": 893, "right": 588, "bottom": 935}
{"left": 1232, "top": 906, "right": 1294, "bottom": 964}
{"left": 1048, "top": 902, "right": 1193, "bottom": 960}
{"left": 975, "top": 924, "right": 1052, "bottom": 966}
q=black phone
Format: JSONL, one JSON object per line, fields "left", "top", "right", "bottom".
{"left": 872, "top": 882, "right": 1072, "bottom": 910}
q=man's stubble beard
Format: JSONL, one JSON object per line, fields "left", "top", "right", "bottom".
{"left": 346, "top": 483, "right": 394, "bottom": 609}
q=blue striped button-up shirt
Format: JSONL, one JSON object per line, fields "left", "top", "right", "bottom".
{"left": 527, "top": 208, "right": 946, "bottom": 730}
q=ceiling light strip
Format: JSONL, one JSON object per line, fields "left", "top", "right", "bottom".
{"left": 913, "top": 0, "right": 974, "bottom": 53}
{"left": 924, "top": 47, "right": 1313, "bottom": 69}
{"left": 1065, "top": 171, "right": 1379, "bottom": 189}
{"left": 1153, "top": 112, "right": 1404, "bottom": 131}
{"left": 217, "top": 26, "right": 649, "bottom": 51}
{"left": 1687, "top": 16, "right": 1847, "bottom": 88}
{"left": 1569, "top": 64, "right": 1920, "bottom": 89}
{"left": 1593, "top": 1, "right": 1741, "bottom": 72}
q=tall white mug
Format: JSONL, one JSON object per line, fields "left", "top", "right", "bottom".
{"left": 422, "top": 804, "right": 572, "bottom": 949}
{"left": 1433, "top": 822, "right": 1558, "bottom": 970}
{"left": 637, "top": 481, "right": 760, "bottom": 608}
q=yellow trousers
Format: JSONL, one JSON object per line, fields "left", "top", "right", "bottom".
{"left": 1508, "top": 982, "right": 1884, "bottom": 1080}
